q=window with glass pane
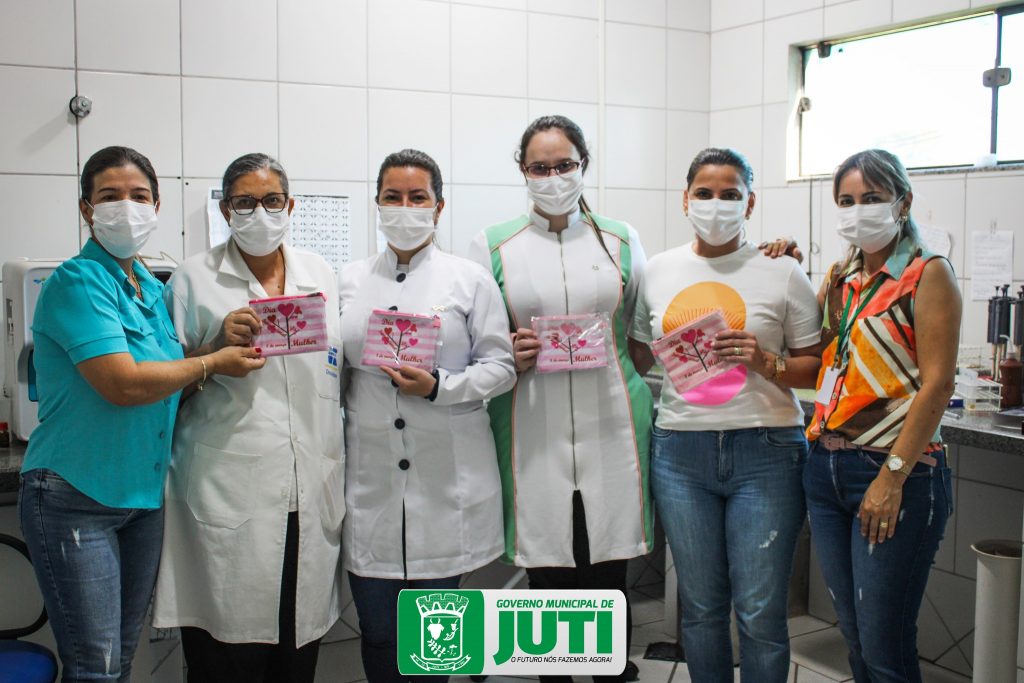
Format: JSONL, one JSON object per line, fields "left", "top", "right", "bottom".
{"left": 800, "top": 15, "right": 995, "bottom": 175}
{"left": 997, "top": 10, "right": 1024, "bottom": 162}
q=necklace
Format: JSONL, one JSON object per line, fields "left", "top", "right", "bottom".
{"left": 127, "top": 268, "right": 141, "bottom": 299}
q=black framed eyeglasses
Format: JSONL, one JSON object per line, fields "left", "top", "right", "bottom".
{"left": 227, "top": 193, "right": 288, "bottom": 215}
{"left": 524, "top": 160, "right": 582, "bottom": 178}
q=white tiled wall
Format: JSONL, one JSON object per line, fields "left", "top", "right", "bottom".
{"left": 0, "top": 0, "right": 712, "bottom": 395}
{"left": 706, "top": 0, "right": 1024, "bottom": 351}
{"left": 1, "top": 0, "right": 1021, "bottom": 384}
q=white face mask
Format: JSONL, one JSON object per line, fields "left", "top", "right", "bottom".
{"left": 377, "top": 206, "right": 437, "bottom": 251}
{"left": 230, "top": 207, "right": 290, "bottom": 257}
{"left": 526, "top": 168, "right": 585, "bottom": 216}
{"left": 89, "top": 199, "right": 159, "bottom": 259}
{"left": 686, "top": 198, "right": 746, "bottom": 247}
{"left": 836, "top": 198, "right": 904, "bottom": 254}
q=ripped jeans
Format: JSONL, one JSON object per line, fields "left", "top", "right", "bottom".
{"left": 18, "top": 468, "right": 164, "bottom": 683}
{"left": 804, "top": 443, "right": 952, "bottom": 683}
{"left": 652, "top": 425, "right": 808, "bottom": 683}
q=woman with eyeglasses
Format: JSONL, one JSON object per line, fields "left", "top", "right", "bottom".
{"left": 632, "top": 148, "right": 822, "bottom": 683}
{"left": 151, "top": 153, "right": 346, "bottom": 683}
{"left": 468, "top": 115, "right": 652, "bottom": 682}
{"left": 18, "top": 146, "right": 265, "bottom": 682}
{"left": 339, "top": 148, "right": 515, "bottom": 683}
{"left": 802, "top": 150, "right": 958, "bottom": 683}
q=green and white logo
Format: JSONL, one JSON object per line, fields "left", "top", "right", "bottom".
{"left": 398, "top": 589, "right": 626, "bottom": 676}
{"left": 411, "top": 593, "right": 473, "bottom": 672}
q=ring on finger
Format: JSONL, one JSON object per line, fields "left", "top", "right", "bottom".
{"left": 879, "top": 521, "right": 889, "bottom": 528}
{"left": 734, "top": 347, "right": 741, "bottom": 356}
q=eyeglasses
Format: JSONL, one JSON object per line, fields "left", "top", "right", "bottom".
{"left": 523, "top": 160, "right": 582, "bottom": 179}
{"left": 227, "top": 193, "right": 288, "bottom": 215}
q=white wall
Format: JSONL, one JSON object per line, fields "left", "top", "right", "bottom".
{"left": 708, "top": 0, "right": 1024, "bottom": 349}
{"left": 0, "top": 0, "right": 713, "bottom": 398}
{"left": 2, "top": 0, "right": 1023, "bottom": 394}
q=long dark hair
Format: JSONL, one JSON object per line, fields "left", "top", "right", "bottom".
{"left": 685, "top": 147, "right": 754, "bottom": 190}
{"left": 375, "top": 148, "right": 444, "bottom": 202}
{"left": 81, "top": 146, "right": 159, "bottom": 202}
{"left": 516, "top": 115, "right": 612, "bottom": 261}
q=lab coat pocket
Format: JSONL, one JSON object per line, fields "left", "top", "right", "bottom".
{"left": 185, "top": 443, "right": 258, "bottom": 529}
{"left": 316, "top": 454, "right": 346, "bottom": 535}
{"left": 318, "top": 341, "right": 342, "bottom": 400}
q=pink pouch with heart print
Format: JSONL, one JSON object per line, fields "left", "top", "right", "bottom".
{"left": 533, "top": 313, "right": 611, "bottom": 374}
{"left": 651, "top": 309, "right": 737, "bottom": 394}
{"left": 249, "top": 292, "right": 329, "bottom": 357}
{"left": 360, "top": 309, "right": 442, "bottom": 371}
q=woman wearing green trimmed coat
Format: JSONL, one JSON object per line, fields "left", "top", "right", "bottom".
{"left": 468, "top": 115, "right": 653, "bottom": 683}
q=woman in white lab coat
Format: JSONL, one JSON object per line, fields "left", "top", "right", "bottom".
{"left": 467, "top": 115, "right": 653, "bottom": 682}
{"left": 340, "top": 148, "right": 516, "bottom": 683}
{"left": 152, "top": 153, "right": 345, "bottom": 683}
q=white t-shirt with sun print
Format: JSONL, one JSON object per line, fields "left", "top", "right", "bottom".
{"left": 632, "top": 240, "right": 821, "bottom": 431}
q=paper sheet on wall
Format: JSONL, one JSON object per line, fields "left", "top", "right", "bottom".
{"left": 917, "top": 222, "right": 951, "bottom": 258}
{"left": 207, "top": 189, "right": 352, "bottom": 272}
{"left": 970, "top": 229, "right": 1014, "bottom": 301}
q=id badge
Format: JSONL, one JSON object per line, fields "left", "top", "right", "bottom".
{"left": 816, "top": 366, "right": 843, "bottom": 406}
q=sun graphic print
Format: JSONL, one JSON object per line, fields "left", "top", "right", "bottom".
{"left": 662, "top": 281, "right": 747, "bottom": 406}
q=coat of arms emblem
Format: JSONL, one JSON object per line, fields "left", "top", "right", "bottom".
{"left": 411, "top": 592, "right": 472, "bottom": 672}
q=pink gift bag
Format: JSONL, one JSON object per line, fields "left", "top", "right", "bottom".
{"left": 360, "top": 309, "right": 441, "bottom": 371}
{"left": 249, "top": 292, "right": 329, "bottom": 357}
{"left": 652, "top": 309, "right": 737, "bottom": 394}
{"left": 533, "top": 313, "right": 611, "bottom": 374}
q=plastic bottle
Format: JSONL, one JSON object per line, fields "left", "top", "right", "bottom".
{"left": 999, "top": 353, "right": 1023, "bottom": 409}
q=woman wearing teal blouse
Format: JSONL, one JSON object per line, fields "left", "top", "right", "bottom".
{"left": 17, "top": 146, "right": 265, "bottom": 682}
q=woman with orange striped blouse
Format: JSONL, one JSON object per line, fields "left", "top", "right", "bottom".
{"left": 804, "top": 149, "right": 960, "bottom": 683}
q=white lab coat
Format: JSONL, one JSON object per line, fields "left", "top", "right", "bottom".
{"left": 467, "top": 209, "right": 653, "bottom": 568}
{"left": 152, "top": 241, "right": 345, "bottom": 647}
{"left": 339, "top": 243, "right": 516, "bottom": 579}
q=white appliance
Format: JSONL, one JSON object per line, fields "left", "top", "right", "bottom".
{"left": 3, "top": 256, "right": 177, "bottom": 441}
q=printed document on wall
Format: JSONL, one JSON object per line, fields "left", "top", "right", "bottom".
{"left": 970, "top": 229, "right": 1013, "bottom": 301}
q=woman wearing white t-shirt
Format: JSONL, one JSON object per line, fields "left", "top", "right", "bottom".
{"left": 633, "top": 148, "right": 822, "bottom": 683}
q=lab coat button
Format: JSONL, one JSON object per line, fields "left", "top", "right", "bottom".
{"left": 153, "top": 463, "right": 161, "bottom": 471}
{"left": 399, "top": 459, "right": 410, "bottom": 470}
{"left": 396, "top": 273, "right": 407, "bottom": 283}
{"left": 158, "top": 431, "right": 165, "bottom": 439}
{"left": 394, "top": 418, "right": 406, "bottom": 429}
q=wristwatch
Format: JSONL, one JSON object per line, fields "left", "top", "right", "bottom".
{"left": 768, "top": 353, "right": 786, "bottom": 381}
{"left": 885, "top": 453, "right": 913, "bottom": 476}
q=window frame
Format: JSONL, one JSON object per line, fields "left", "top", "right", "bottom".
{"left": 797, "top": 3, "right": 1024, "bottom": 177}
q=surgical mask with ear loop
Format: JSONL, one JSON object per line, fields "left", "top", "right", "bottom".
{"left": 377, "top": 206, "right": 437, "bottom": 251}
{"left": 686, "top": 198, "right": 746, "bottom": 246}
{"left": 527, "top": 168, "right": 585, "bottom": 216}
{"left": 836, "top": 196, "right": 905, "bottom": 254}
{"left": 87, "top": 199, "right": 159, "bottom": 259}
{"left": 230, "top": 207, "right": 291, "bottom": 257}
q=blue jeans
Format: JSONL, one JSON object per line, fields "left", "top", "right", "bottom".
{"left": 652, "top": 425, "right": 808, "bottom": 683}
{"left": 18, "top": 469, "right": 164, "bottom": 683}
{"left": 347, "top": 572, "right": 461, "bottom": 683}
{"left": 804, "top": 443, "right": 952, "bottom": 683}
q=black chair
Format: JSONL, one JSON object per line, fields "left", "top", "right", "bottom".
{"left": 0, "top": 532, "right": 57, "bottom": 683}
